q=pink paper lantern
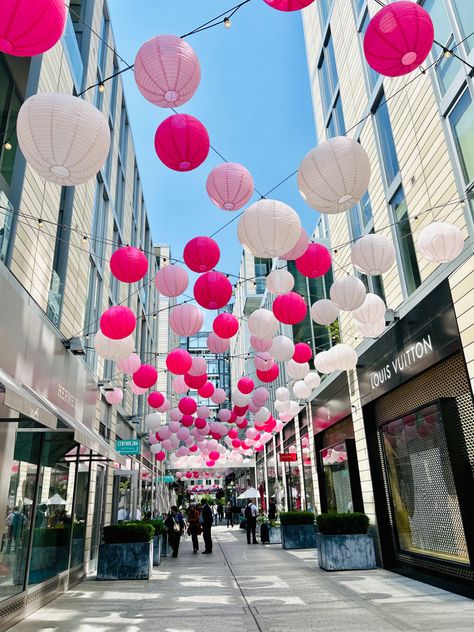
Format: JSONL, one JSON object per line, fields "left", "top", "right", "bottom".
{"left": 177, "top": 427, "right": 190, "bottom": 441}
{"left": 273, "top": 292, "right": 307, "bottom": 325}
{"left": 133, "top": 364, "right": 158, "bottom": 389}
{"left": 209, "top": 450, "right": 220, "bottom": 461}
{"left": 178, "top": 397, "right": 197, "bottom": 416}
{"left": 0, "top": 0, "right": 67, "bottom": 57}
{"left": 169, "top": 303, "right": 203, "bottom": 336}
{"left": 232, "top": 439, "right": 241, "bottom": 449}
{"left": 250, "top": 336, "right": 272, "bottom": 352}
{"left": 295, "top": 243, "right": 331, "bottom": 278}
{"left": 134, "top": 35, "right": 201, "bottom": 108}
{"left": 197, "top": 405, "right": 210, "bottom": 418}
{"left": 206, "top": 459, "right": 216, "bottom": 467}
{"left": 293, "top": 342, "right": 312, "bottom": 363}
{"left": 213, "top": 313, "right": 239, "bottom": 339}
{"left": 248, "top": 401, "right": 260, "bottom": 414}
{"left": 238, "top": 377, "right": 254, "bottom": 394}
{"left": 198, "top": 381, "right": 215, "bottom": 398}
{"left": 206, "top": 162, "right": 254, "bottom": 211}
{"left": 105, "top": 388, "right": 123, "bottom": 406}
{"left": 169, "top": 420, "right": 180, "bottom": 433}
{"left": 166, "top": 348, "right": 193, "bottom": 375}
{"left": 172, "top": 375, "right": 188, "bottom": 395}
{"left": 148, "top": 391, "right": 165, "bottom": 409}
{"left": 155, "top": 265, "right": 188, "bottom": 297}
{"left": 183, "top": 236, "right": 220, "bottom": 273}
{"left": 154, "top": 114, "right": 210, "bottom": 172}
{"left": 253, "top": 387, "right": 269, "bottom": 406}
{"left": 233, "top": 405, "right": 248, "bottom": 417}
{"left": 170, "top": 407, "right": 183, "bottom": 422}
{"left": 155, "top": 451, "right": 166, "bottom": 462}
{"left": 184, "top": 373, "right": 207, "bottom": 389}
{"left": 207, "top": 332, "right": 230, "bottom": 353}
{"left": 117, "top": 353, "right": 141, "bottom": 375}
{"left": 157, "top": 398, "right": 170, "bottom": 413}
{"left": 211, "top": 388, "right": 227, "bottom": 405}
{"left": 262, "top": 0, "right": 316, "bottom": 11}
{"left": 185, "top": 472, "right": 193, "bottom": 479}
{"left": 364, "top": 2, "right": 434, "bottom": 77}
{"left": 181, "top": 415, "right": 194, "bottom": 427}
{"left": 236, "top": 419, "right": 248, "bottom": 429}
{"left": 110, "top": 246, "right": 148, "bottom": 283}
{"left": 195, "top": 417, "right": 207, "bottom": 430}
{"left": 131, "top": 383, "right": 147, "bottom": 395}
{"left": 100, "top": 306, "right": 136, "bottom": 340}
{"left": 218, "top": 409, "right": 232, "bottom": 422}
{"left": 280, "top": 227, "right": 309, "bottom": 261}
{"left": 189, "top": 444, "right": 198, "bottom": 453}
{"left": 257, "top": 365, "right": 280, "bottom": 383}
{"left": 254, "top": 352, "right": 274, "bottom": 372}
{"left": 194, "top": 271, "right": 232, "bottom": 310}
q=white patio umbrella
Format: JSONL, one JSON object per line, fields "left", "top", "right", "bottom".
{"left": 46, "top": 493, "right": 66, "bottom": 505}
{"left": 237, "top": 487, "right": 259, "bottom": 500}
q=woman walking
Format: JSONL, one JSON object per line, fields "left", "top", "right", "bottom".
{"left": 187, "top": 504, "right": 202, "bottom": 553}
{"left": 164, "top": 506, "right": 185, "bottom": 558}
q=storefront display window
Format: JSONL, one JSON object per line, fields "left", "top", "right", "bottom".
{"left": 300, "top": 434, "right": 314, "bottom": 511}
{"left": 321, "top": 443, "right": 352, "bottom": 513}
{"left": 71, "top": 452, "right": 91, "bottom": 568}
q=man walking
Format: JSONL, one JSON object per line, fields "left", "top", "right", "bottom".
{"left": 245, "top": 499, "right": 258, "bottom": 544}
{"left": 200, "top": 498, "right": 213, "bottom": 554}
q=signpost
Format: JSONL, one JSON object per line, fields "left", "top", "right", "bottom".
{"left": 156, "top": 475, "right": 175, "bottom": 483}
{"left": 115, "top": 439, "right": 141, "bottom": 455}
{"left": 279, "top": 453, "right": 297, "bottom": 463}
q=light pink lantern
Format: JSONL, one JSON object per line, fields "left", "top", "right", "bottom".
{"left": 194, "top": 271, "right": 232, "bottom": 310}
{"left": 189, "top": 357, "right": 207, "bottom": 376}
{"left": 134, "top": 35, "right": 201, "bottom": 108}
{"left": 218, "top": 409, "right": 232, "bottom": 422}
{"left": 254, "top": 352, "right": 274, "bottom": 371}
{"left": 364, "top": 2, "right": 434, "bottom": 77}
{"left": 155, "top": 265, "right": 188, "bottom": 297}
{"left": 295, "top": 243, "right": 332, "bottom": 278}
{"left": 131, "top": 383, "right": 147, "bottom": 395}
{"left": 105, "top": 388, "right": 123, "bottom": 406}
{"left": 183, "top": 236, "right": 220, "bottom": 273}
{"left": 207, "top": 332, "right": 230, "bottom": 353}
{"left": 172, "top": 375, "right": 189, "bottom": 395}
{"left": 100, "top": 306, "right": 136, "bottom": 340}
{"left": 166, "top": 348, "right": 193, "bottom": 375}
{"left": 169, "top": 303, "right": 203, "bottom": 336}
{"left": 263, "top": 0, "right": 316, "bottom": 11}
{"left": 155, "top": 114, "right": 210, "bottom": 172}
{"left": 110, "top": 246, "right": 148, "bottom": 283}
{"left": 206, "top": 162, "right": 254, "bottom": 211}
{"left": 253, "top": 387, "right": 269, "bottom": 406}
{"left": 213, "top": 313, "right": 239, "bottom": 339}
{"left": 117, "top": 353, "right": 141, "bottom": 375}
{"left": 157, "top": 398, "right": 170, "bottom": 413}
{"left": 280, "top": 227, "right": 309, "bottom": 261}
{"left": 250, "top": 336, "right": 273, "bottom": 352}
{"left": 211, "top": 388, "right": 227, "bottom": 405}
{"left": 197, "top": 405, "right": 210, "bottom": 419}
{"left": 170, "top": 407, "right": 183, "bottom": 422}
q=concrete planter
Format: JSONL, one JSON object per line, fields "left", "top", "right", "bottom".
{"left": 280, "top": 524, "right": 317, "bottom": 549}
{"left": 97, "top": 541, "right": 153, "bottom": 580}
{"left": 260, "top": 523, "right": 281, "bottom": 544}
{"left": 152, "top": 535, "right": 162, "bottom": 566}
{"left": 161, "top": 533, "right": 169, "bottom": 557}
{"left": 317, "top": 533, "right": 376, "bottom": 571}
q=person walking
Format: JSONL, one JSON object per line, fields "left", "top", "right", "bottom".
{"left": 187, "top": 504, "right": 201, "bottom": 554}
{"left": 164, "top": 506, "right": 184, "bottom": 558}
{"left": 225, "top": 501, "right": 234, "bottom": 528}
{"left": 245, "top": 499, "right": 258, "bottom": 544}
{"left": 200, "top": 498, "right": 213, "bottom": 554}
{"left": 217, "top": 502, "right": 224, "bottom": 523}
{"left": 212, "top": 503, "right": 218, "bottom": 526}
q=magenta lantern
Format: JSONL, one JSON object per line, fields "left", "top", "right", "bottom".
{"left": 273, "top": 292, "right": 307, "bottom": 325}
{"left": 254, "top": 444, "right": 264, "bottom": 452}
{"left": 206, "top": 459, "right": 216, "bottom": 467}
{"left": 154, "top": 114, "right": 210, "bottom": 172}
{"left": 189, "top": 444, "right": 198, "bottom": 453}
{"left": 238, "top": 377, "right": 254, "bottom": 394}
{"left": 295, "top": 243, "right": 331, "bottom": 278}
{"left": 280, "top": 227, "right": 309, "bottom": 261}
{"left": 155, "top": 451, "right": 166, "bottom": 462}
{"left": 233, "top": 405, "right": 248, "bottom": 417}
{"left": 100, "top": 306, "right": 136, "bottom": 340}
{"left": 148, "top": 391, "right": 165, "bottom": 409}
{"left": 178, "top": 397, "right": 197, "bottom": 416}
{"left": 110, "top": 246, "right": 148, "bottom": 283}
{"left": 105, "top": 388, "right": 123, "bottom": 406}
{"left": 155, "top": 264, "right": 188, "bottom": 297}
{"left": 117, "top": 353, "right": 141, "bottom": 375}
{"left": 133, "top": 364, "right": 158, "bottom": 389}
{"left": 213, "top": 313, "right": 239, "bottom": 339}
{"left": 263, "top": 0, "right": 316, "bottom": 11}
{"left": 189, "top": 356, "right": 207, "bottom": 376}
{"left": 206, "top": 162, "right": 254, "bottom": 211}
{"left": 364, "top": 2, "right": 434, "bottom": 77}
{"left": 194, "top": 271, "right": 232, "bottom": 310}
{"left": 207, "top": 332, "right": 230, "bottom": 353}
{"left": 250, "top": 336, "right": 272, "bottom": 352}
{"left": 0, "top": 0, "right": 67, "bottom": 57}
{"left": 232, "top": 439, "right": 241, "bottom": 449}
{"left": 184, "top": 372, "right": 207, "bottom": 389}
{"left": 209, "top": 450, "right": 220, "bottom": 461}
{"left": 169, "top": 303, "right": 203, "bottom": 336}
{"left": 257, "top": 365, "right": 280, "bottom": 383}
{"left": 195, "top": 417, "right": 207, "bottom": 430}
{"left": 181, "top": 415, "right": 194, "bottom": 428}
{"left": 237, "top": 419, "right": 248, "bottom": 429}
{"left": 293, "top": 342, "right": 312, "bottom": 363}
{"left": 183, "top": 236, "right": 220, "bottom": 273}
{"left": 166, "top": 348, "right": 192, "bottom": 375}
{"left": 228, "top": 428, "right": 239, "bottom": 439}
{"left": 198, "top": 381, "right": 215, "bottom": 398}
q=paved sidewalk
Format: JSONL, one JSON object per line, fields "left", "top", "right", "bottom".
{"left": 8, "top": 525, "right": 474, "bottom": 632}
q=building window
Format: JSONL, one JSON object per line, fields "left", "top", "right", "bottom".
{"left": 319, "top": 0, "right": 333, "bottom": 27}
{"left": 373, "top": 90, "right": 400, "bottom": 187}
{"left": 348, "top": 191, "right": 372, "bottom": 241}
{"left": 115, "top": 160, "right": 125, "bottom": 226}
{"left": 318, "top": 32, "right": 338, "bottom": 114}
{"left": 84, "top": 261, "right": 103, "bottom": 364}
{"left": 424, "top": 0, "right": 460, "bottom": 95}
{"left": 91, "top": 179, "right": 109, "bottom": 261}
{"left": 327, "top": 92, "right": 345, "bottom": 138}
{"left": 98, "top": 10, "right": 109, "bottom": 75}
{"left": 390, "top": 186, "right": 421, "bottom": 296}
{"left": 254, "top": 258, "right": 272, "bottom": 294}
{"left": 448, "top": 88, "right": 474, "bottom": 189}
{"left": 0, "top": 56, "right": 22, "bottom": 189}
{"left": 119, "top": 101, "right": 128, "bottom": 168}
{"left": 358, "top": 8, "right": 379, "bottom": 93}
{"left": 451, "top": 0, "right": 474, "bottom": 53}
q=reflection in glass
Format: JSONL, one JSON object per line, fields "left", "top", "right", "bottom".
{"left": 301, "top": 434, "right": 314, "bottom": 511}
{"left": 322, "top": 443, "right": 353, "bottom": 512}
{"left": 449, "top": 89, "right": 474, "bottom": 187}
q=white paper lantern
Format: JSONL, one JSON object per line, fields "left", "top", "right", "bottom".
{"left": 293, "top": 380, "right": 312, "bottom": 399}
{"left": 254, "top": 407, "right": 271, "bottom": 423}
{"left": 17, "top": 93, "right": 110, "bottom": 186}
{"left": 328, "top": 344, "right": 358, "bottom": 371}
{"left": 270, "top": 335, "right": 295, "bottom": 362}
{"left": 145, "top": 412, "right": 162, "bottom": 431}
{"left": 314, "top": 351, "right": 336, "bottom": 374}
{"left": 237, "top": 199, "right": 301, "bottom": 257}
{"left": 288, "top": 400, "right": 300, "bottom": 417}
{"left": 298, "top": 136, "right": 371, "bottom": 214}
{"left": 248, "top": 308, "right": 280, "bottom": 339}
{"left": 274, "top": 399, "right": 290, "bottom": 413}
{"left": 417, "top": 222, "right": 464, "bottom": 263}
{"left": 357, "top": 319, "right": 386, "bottom": 338}
{"left": 276, "top": 386, "right": 290, "bottom": 402}
{"left": 304, "top": 372, "right": 321, "bottom": 390}
{"left": 351, "top": 233, "right": 396, "bottom": 275}
{"left": 266, "top": 268, "right": 295, "bottom": 295}
{"left": 330, "top": 276, "right": 366, "bottom": 311}
{"left": 287, "top": 360, "right": 310, "bottom": 380}
{"left": 352, "top": 293, "right": 386, "bottom": 325}
{"left": 94, "top": 331, "right": 134, "bottom": 361}
{"left": 232, "top": 389, "right": 251, "bottom": 407}
{"left": 310, "top": 299, "right": 339, "bottom": 326}
{"left": 150, "top": 443, "right": 162, "bottom": 454}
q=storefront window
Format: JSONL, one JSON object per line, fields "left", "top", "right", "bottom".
{"left": 381, "top": 403, "right": 468, "bottom": 563}
{"left": 321, "top": 443, "right": 352, "bottom": 512}
{"left": 71, "top": 452, "right": 90, "bottom": 568}
{"left": 301, "top": 434, "right": 315, "bottom": 512}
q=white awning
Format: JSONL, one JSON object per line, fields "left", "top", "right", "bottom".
{"left": 0, "top": 368, "right": 57, "bottom": 430}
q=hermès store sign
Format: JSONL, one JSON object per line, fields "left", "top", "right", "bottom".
{"left": 369, "top": 336, "right": 434, "bottom": 390}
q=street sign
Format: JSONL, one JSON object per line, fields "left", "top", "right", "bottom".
{"left": 279, "top": 453, "right": 297, "bottom": 462}
{"left": 115, "top": 439, "right": 141, "bottom": 455}
{"left": 156, "top": 475, "right": 175, "bottom": 483}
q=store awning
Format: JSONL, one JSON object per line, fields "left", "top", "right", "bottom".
{"left": 0, "top": 368, "right": 57, "bottom": 430}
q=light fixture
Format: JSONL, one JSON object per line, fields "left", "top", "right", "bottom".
{"left": 98, "top": 82, "right": 106, "bottom": 93}
{"left": 37, "top": 218, "right": 43, "bottom": 229}
{"left": 64, "top": 336, "right": 86, "bottom": 355}
{"left": 224, "top": 17, "right": 231, "bottom": 28}
{"left": 443, "top": 48, "right": 452, "bottom": 58}
{"left": 4, "top": 141, "right": 12, "bottom": 151}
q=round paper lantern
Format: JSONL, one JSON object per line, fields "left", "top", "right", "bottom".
{"left": 330, "top": 276, "right": 366, "bottom": 311}
{"left": 172, "top": 375, "right": 188, "bottom": 395}
{"left": 416, "top": 222, "right": 464, "bottom": 263}
{"left": 134, "top": 34, "right": 200, "bottom": 108}
{"left": 295, "top": 243, "right": 332, "bottom": 278}
{"left": 0, "top": 0, "right": 67, "bottom": 57}
{"left": 328, "top": 344, "right": 358, "bottom": 372}
{"left": 178, "top": 396, "right": 197, "bottom": 416}
{"left": 169, "top": 303, "right": 203, "bottom": 336}
{"left": 195, "top": 417, "right": 207, "bottom": 430}
{"left": 154, "top": 114, "right": 210, "bottom": 172}
{"left": 266, "top": 268, "right": 295, "bottom": 295}
{"left": 131, "top": 383, "right": 147, "bottom": 395}
{"left": 155, "top": 451, "right": 166, "bottom": 462}
{"left": 287, "top": 360, "right": 310, "bottom": 380}
{"left": 209, "top": 450, "right": 220, "bottom": 461}
{"left": 105, "top": 388, "right": 123, "bottom": 406}
{"left": 364, "top": 2, "right": 434, "bottom": 78}
{"left": 170, "top": 408, "right": 183, "bottom": 422}
{"left": 254, "top": 352, "right": 274, "bottom": 372}
{"left": 269, "top": 335, "right": 294, "bottom": 362}
{"left": 18, "top": 93, "right": 110, "bottom": 186}
{"left": 248, "top": 308, "right": 279, "bottom": 339}
{"left": 257, "top": 364, "right": 279, "bottom": 383}
{"left": 94, "top": 331, "right": 134, "bottom": 361}
{"left": 293, "top": 342, "right": 312, "bottom": 363}
{"left": 133, "top": 364, "right": 158, "bottom": 389}
{"left": 352, "top": 293, "right": 386, "bottom": 325}
{"left": 148, "top": 391, "right": 165, "bottom": 409}
{"left": 275, "top": 399, "right": 290, "bottom": 413}
{"left": 357, "top": 319, "right": 386, "bottom": 338}
{"left": 304, "top": 371, "right": 321, "bottom": 390}
{"left": 206, "top": 162, "right": 254, "bottom": 211}
{"left": 110, "top": 246, "right": 148, "bottom": 284}
{"left": 273, "top": 292, "right": 307, "bottom": 325}
{"left": 194, "top": 271, "right": 232, "bottom": 310}
{"left": 310, "top": 299, "right": 339, "bottom": 326}
{"left": 293, "top": 380, "right": 311, "bottom": 399}
{"left": 213, "top": 313, "right": 239, "bottom": 339}
{"left": 198, "top": 381, "right": 215, "bottom": 398}
{"left": 177, "top": 427, "right": 190, "bottom": 442}
{"left": 211, "top": 388, "right": 227, "bottom": 405}
{"left": 250, "top": 336, "right": 273, "bottom": 352}
{"left": 351, "top": 233, "right": 396, "bottom": 275}
{"left": 218, "top": 409, "right": 232, "bottom": 422}
{"left": 197, "top": 405, "right": 210, "bottom": 418}
{"left": 314, "top": 351, "right": 336, "bottom": 374}
{"left": 183, "top": 236, "right": 220, "bottom": 273}
{"left": 276, "top": 387, "right": 290, "bottom": 402}
{"left": 166, "top": 348, "right": 193, "bottom": 375}
{"left": 155, "top": 265, "right": 188, "bottom": 297}
{"left": 184, "top": 373, "right": 207, "bottom": 389}
{"left": 298, "top": 137, "right": 370, "bottom": 214}
{"left": 263, "top": 0, "right": 315, "bottom": 10}
{"left": 181, "top": 415, "right": 194, "bottom": 428}
{"left": 237, "top": 199, "right": 301, "bottom": 257}
{"left": 188, "top": 357, "right": 207, "bottom": 376}
{"left": 253, "top": 387, "right": 270, "bottom": 406}
{"left": 280, "top": 227, "right": 309, "bottom": 261}
{"left": 232, "top": 389, "right": 250, "bottom": 408}
{"left": 238, "top": 377, "right": 254, "bottom": 394}
{"left": 157, "top": 398, "right": 170, "bottom": 413}
{"left": 207, "top": 332, "right": 230, "bottom": 353}
{"left": 145, "top": 412, "right": 161, "bottom": 431}
{"left": 117, "top": 353, "right": 141, "bottom": 375}
{"left": 100, "top": 306, "right": 136, "bottom": 340}
{"left": 255, "top": 407, "right": 271, "bottom": 423}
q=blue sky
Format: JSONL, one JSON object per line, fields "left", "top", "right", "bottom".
{"left": 108, "top": 0, "right": 317, "bottom": 279}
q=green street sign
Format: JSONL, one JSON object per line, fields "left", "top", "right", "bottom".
{"left": 156, "top": 475, "right": 175, "bottom": 483}
{"left": 115, "top": 439, "right": 141, "bottom": 455}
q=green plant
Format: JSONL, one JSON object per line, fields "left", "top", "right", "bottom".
{"left": 142, "top": 518, "right": 166, "bottom": 535}
{"left": 257, "top": 514, "right": 268, "bottom": 524}
{"left": 102, "top": 523, "right": 154, "bottom": 544}
{"left": 279, "top": 511, "right": 315, "bottom": 525}
{"left": 316, "top": 512, "right": 370, "bottom": 535}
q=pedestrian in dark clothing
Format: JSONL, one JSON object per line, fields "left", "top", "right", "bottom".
{"left": 268, "top": 500, "right": 277, "bottom": 521}
{"left": 217, "top": 503, "right": 224, "bottom": 523}
{"left": 164, "top": 506, "right": 184, "bottom": 558}
{"left": 244, "top": 500, "right": 258, "bottom": 544}
{"left": 200, "top": 499, "right": 213, "bottom": 554}
{"left": 225, "top": 501, "right": 234, "bottom": 528}
{"left": 187, "top": 504, "right": 202, "bottom": 553}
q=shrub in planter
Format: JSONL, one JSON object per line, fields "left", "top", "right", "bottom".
{"left": 280, "top": 512, "right": 317, "bottom": 549}
{"left": 98, "top": 523, "right": 154, "bottom": 580}
{"left": 143, "top": 519, "right": 166, "bottom": 535}
{"left": 316, "top": 512, "right": 375, "bottom": 571}
{"left": 316, "top": 512, "right": 369, "bottom": 535}
{"left": 142, "top": 519, "right": 165, "bottom": 565}
{"left": 102, "top": 523, "right": 154, "bottom": 543}
{"left": 279, "top": 511, "right": 315, "bottom": 525}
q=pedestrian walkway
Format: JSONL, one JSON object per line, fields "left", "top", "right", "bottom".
{"left": 7, "top": 526, "right": 474, "bottom": 632}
